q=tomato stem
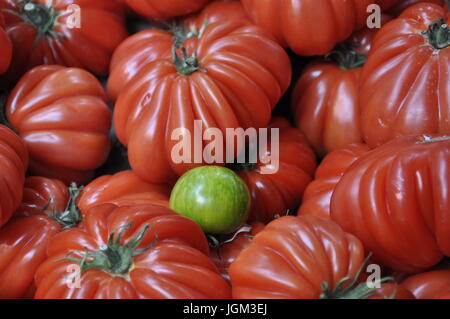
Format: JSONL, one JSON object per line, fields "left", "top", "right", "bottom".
{"left": 48, "top": 183, "right": 83, "bottom": 230}
{"left": 326, "top": 43, "right": 367, "bottom": 70}
{"left": 173, "top": 45, "right": 205, "bottom": 76}
{"left": 424, "top": 18, "right": 449, "bottom": 50}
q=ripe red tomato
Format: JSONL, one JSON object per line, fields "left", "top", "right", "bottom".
{"left": 388, "top": 0, "right": 446, "bottom": 16}
{"left": 77, "top": 170, "right": 170, "bottom": 212}
{"left": 210, "top": 222, "right": 264, "bottom": 282}
{"left": 377, "top": 0, "right": 401, "bottom": 10}
{"left": 236, "top": 117, "right": 316, "bottom": 224}
{"left": 240, "top": 0, "right": 373, "bottom": 56}
{"left": 360, "top": 4, "right": 450, "bottom": 148}
{"left": 107, "top": 0, "right": 249, "bottom": 102}
{"left": 291, "top": 16, "right": 391, "bottom": 156}
{"left": 331, "top": 135, "right": 450, "bottom": 273}
{"left": 401, "top": 269, "right": 450, "bottom": 299}
{"left": 0, "top": 125, "right": 28, "bottom": 227}
{"left": 125, "top": 0, "right": 210, "bottom": 19}
{"left": 6, "top": 65, "right": 112, "bottom": 185}
{"left": 115, "top": 15, "right": 291, "bottom": 184}
{"left": 370, "top": 283, "right": 415, "bottom": 299}
{"left": 0, "top": 0, "right": 127, "bottom": 85}
{"left": 298, "top": 144, "right": 370, "bottom": 219}
{"left": 0, "top": 11, "right": 11, "bottom": 74}
{"left": 34, "top": 203, "right": 231, "bottom": 299}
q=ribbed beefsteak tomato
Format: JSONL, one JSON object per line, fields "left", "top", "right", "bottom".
{"left": 235, "top": 117, "right": 316, "bottom": 224}
{"left": 360, "top": 4, "right": 450, "bottom": 148}
{"left": 240, "top": 0, "right": 373, "bottom": 56}
{"left": 0, "top": 11, "right": 11, "bottom": 74}
{"left": 0, "top": 125, "right": 28, "bottom": 227}
{"left": 6, "top": 65, "right": 112, "bottom": 185}
{"left": 298, "top": 144, "right": 370, "bottom": 219}
{"left": 34, "top": 203, "right": 231, "bottom": 299}
{"left": 125, "top": 0, "right": 210, "bottom": 19}
{"left": 115, "top": 14, "right": 291, "bottom": 184}
{"left": 229, "top": 215, "right": 402, "bottom": 299}
{"left": 331, "top": 135, "right": 450, "bottom": 273}
{"left": 0, "top": 0, "right": 127, "bottom": 85}
{"left": 107, "top": 0, "right": 249, "bottom": 102}
{"left": 401, "top": 269, "right": 450, "bottom": 299}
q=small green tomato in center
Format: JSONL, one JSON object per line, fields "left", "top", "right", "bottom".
{"left": 169, "top": 166, "right": 251, "bottom": 234}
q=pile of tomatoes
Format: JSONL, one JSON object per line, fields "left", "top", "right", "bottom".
{"left": 0, "top": 0, "right": 449, "bottom": 300}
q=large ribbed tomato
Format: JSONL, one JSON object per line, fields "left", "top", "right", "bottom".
{"left": 298, "top": 144, "right": 370, "bottom": 219}
{"left": 77, "top": 170, "right": 170, "bottom": 212}
{"left": 0, "top": 0, "right": 127, "bottom": 85}
{"left": 240, "top": 0, "right": 373, "bottom": 56}
{"left": 6, "top": 65, "right": 112, "bottom": 185}
{"left": 235, "top": 117, "right": 316, "bottom": 224}
{"left": 388, "top": 0, "right": 446, "bottom": 16}
{"left": 331, "top": 135, "right": 450, "bottom": 274}
{"left": 34, "top": 203, "right": 230, "bottom": 299}
{"left": 401, "top": 269, "right": 450, "bottom": 299}
{"left": 107, "top": 0, "right": 249, "bottom": 102}
{"left": 115, "top": 13, "right": 291, "bottom": 184}
{"left": 360, "top": 4, "right": 450, "bottom": 148}
{"left": 291, "top": 16, "right": 391, "bottom": 156}
{"left": 0, "top": 125, "right": 28, "bottom": 227}
{"left": 125, "top": 0, "right": 210, "bottom": 19}
{"left": 0, "top": 11, "right": 11, "bottom": 74}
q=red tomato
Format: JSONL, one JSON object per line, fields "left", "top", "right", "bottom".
{"left": 298, "top": 144, "right": 371, "bottom": 220}
{"left": 236, "top": 117, "right": 316, "bottom": 224}
{"left": 34, "top": 203, "right": 230, "bottom": 299}
{"left": 388, "top": 0, "right": 446, "bottom": 16}
{"left": 291, "top": 16, "right": 391, "bottom": 156}
{"left": 0, "top": 177, "right": 80, "bottom": 298}
{"left": 107, "top": 0, "right": 249, "bottom": 102}
{"left": 331, "top": 135, "right": 450, "bottom": 273}
{"left": 240, "top": 0, "right": 373, "bottom": 56}
{"left": 77, "top": 170, "right": 170, "bottom": 212}
{"left": 370, "top": 283, "right": 415, "bottom": 299}
{"left": 229, "top": 215, "right": 405, "bottom": 299}
{"left": 377, "top": 0, "right": 401, "bottom": 10}
{"left": 0, "top": 11, "right": 11, "bottom": 74}
{"left": 401, "top": 269, "right": 450, "bottom": 299}
{"left": 0, "top": 125, "right": 28, "bottom": 227}
{"left": 360, "top": 4, "right": 450, "bottom": 148}
{"left": 126, "top": 0, "right": 210, "bottom": 19}
{"left": 210, "top": 222, "right": 264, "bottom": 282}
{"left": 0, "top": 0, "right": 127, "bottom": 85}
{"left": 115, "top": 16, "right": 291, "bottom": 184}
{"left": 6, "top": 65, "right": 112, "bottom": 185}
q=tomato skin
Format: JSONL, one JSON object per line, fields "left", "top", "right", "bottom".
{"left": 34, "top": 204, "right": 231, "bottom": 299}
{"left": 331, "top": 135, "right": 450, "bottom": 273}
{"left": 77, "top": 170, "right": 170, "bottom": 212}
{"left": 388, "top": 0, "right": 446, "bottom": 16}
{"left": 237, "top": 117, "right": 316, "bottom": 224}
{"left": 125, "top": 0, "right": 210, "bottom": 19}
{"left": 107, "top": 0, "right": 249, "bottom": 102}
{"left": 229, "top": 215, "right": 367, "bottom": 299}
{"left": 298, "top": 144, "right": 370, "bottom": 219}
{"left": 370, "top": 283, "right": 415, "bottom": 299}
{"left": 6, "top": 65, "right": 112, "bottom": 185}
{"left": 377, "top": 0, "right": 401, "bottom": 10}
{"left": 115, "top": 19, "right": 291, "bottom": 184}
{"left": 360, "top": 4, "right": 450, "bottom": 148}
{"left": 0, "top": 0, "right": 127, "bottom": 84}
{"left": 0, "top": 11, "right": 11, "bottom": 74}
{"left": 241, "top": 0, "right": 373, "bottom": 56}
{"left": 401, "top": 269, "right": 450, "bottom": 299}
{"left": 0, "top": 125, "right": 28, "bottom": 227}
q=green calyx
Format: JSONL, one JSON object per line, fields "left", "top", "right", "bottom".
{"left": 326, "top": 43, "right": 367, "bottom": 70}
{"left": 168, "top": 19, "right": 208, "bottom": 48}
{"left": 60, "top": 223, "right": 157, "bottom": 276}
{"left": 320, "top": 254, "right": 396, "bottom": 299}
{"left": 48, "top": 183, "right": 83, "bottom": 230}
{"left": 16, "top": 0, "right": 61, "bottom": 40}
{"left": 423, "top": 18, "right": 450, "bottom": 50}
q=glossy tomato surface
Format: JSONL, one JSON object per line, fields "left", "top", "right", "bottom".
{"left": 170, "top": 166, "right": 251, "bottom": 234}
{"left": 401, "top": 269, "right": 450, "bottom": 299}
{"left": 241, "top": 0, "right": 373, "bottom": 56}
{"left": 6, "top": 65, "right": 112, "bottom": 185}
{"left": 0, "top": 11, "right": 11, "bottom": 74}
{"left": 388, "top": 0, "right": 446, "bottom": 16}
{"left": 0, "top": 125, "right": 28, "bottom": 227}
{"left": 331, "top": 135, "right": 450, "bottom": 273}
{"left": 298, "top": 144, "right": 371, "bottom": 219}
{"left": 0, "top": 0, "right": 127, "bottom": 85}
{"left": 34, "top": 203, "right": 231, "bottom": 299}
{"left": 236, "top": 117, "right": 316, "bottom": 224}
{"left": 360, "top": 4, "right": 450, "bottom": 148}
{"left": 125, "top": 0, "right": 210, "bottom": 19}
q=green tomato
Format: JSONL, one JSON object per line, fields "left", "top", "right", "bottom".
{"left": 169, "top": 166, "right": 251, "bottom": 234}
